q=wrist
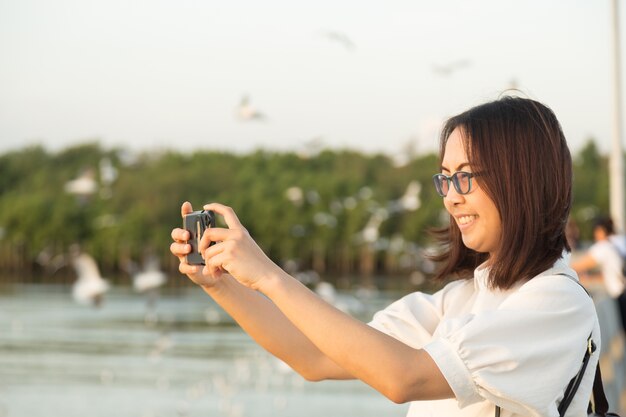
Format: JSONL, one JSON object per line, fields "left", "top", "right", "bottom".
{"left": 200, "top": 275, "right": 230, "bottom": 296}
{"left": 257, "top": 267, "right": 291, "bottom": 297}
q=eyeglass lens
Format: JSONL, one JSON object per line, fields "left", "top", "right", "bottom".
{"left": 433, "top": 172, "right": 472, "bottom": 196}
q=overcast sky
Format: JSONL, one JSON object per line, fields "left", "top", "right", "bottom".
{"left": 0, "top": 0, "right": 622, "bottom": 158}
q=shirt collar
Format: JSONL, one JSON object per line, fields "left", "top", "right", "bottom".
{"left": 472, "top": 255, "right": 577, "bottom": 291}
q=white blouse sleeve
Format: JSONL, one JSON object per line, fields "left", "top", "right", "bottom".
{"left": 423, "top": 274, "right": 598, "bottom": 416}
{"left": 368, "top": 279, "right": 473, "bottom": 349}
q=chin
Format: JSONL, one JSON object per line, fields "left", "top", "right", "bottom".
{"left": 462, "top": 240, "right": 487, "bottom": 254}
{"left": 461, "top": 237, "right": 477, "bottom": 251}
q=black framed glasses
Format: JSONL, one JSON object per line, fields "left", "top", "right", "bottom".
{"left": 432, "top": 171, "right": 478, "bottom": 197}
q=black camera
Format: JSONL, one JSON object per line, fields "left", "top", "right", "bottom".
{"left": 183, "top": 210, "right": 216, "bottom": 265}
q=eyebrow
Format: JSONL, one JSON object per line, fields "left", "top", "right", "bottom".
{"left": 440, "top": 162, "right": 470, "bottom": 172}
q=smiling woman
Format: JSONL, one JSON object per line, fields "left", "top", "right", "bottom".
{"left": 438, "top": 129, "right": 503, "bottom": 259}
{"left": 170, "top": 96, "right": 609, "bottom": 417}
{"left": 431, "top": 97, "right": 574, "bottom": 289}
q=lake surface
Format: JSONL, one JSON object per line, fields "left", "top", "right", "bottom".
{"left": 0, "top": 283, "right": 408, "bottom": 417}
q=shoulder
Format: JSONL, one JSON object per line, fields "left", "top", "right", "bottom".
{"left": 436, "top": 278, "right": 476, "bottom": 305}
{"left": 512, "top": 273, "right": 594, "bottom": 314}
{"left": 392, "top": 278, "right": 474, "bottom": 310}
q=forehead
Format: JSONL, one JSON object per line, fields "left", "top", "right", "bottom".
{"left": 442, "top": 128, "right": 469, "bottom": 167}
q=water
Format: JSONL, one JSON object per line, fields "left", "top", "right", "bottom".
{"left": 0, "top": 284, "right": 408, "bottom": 417}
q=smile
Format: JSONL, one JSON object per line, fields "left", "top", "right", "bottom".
{"left": 457, "top": 215, "right": 477, "bottom": 225}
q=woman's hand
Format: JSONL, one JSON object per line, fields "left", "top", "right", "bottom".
{"left": 170, "top": 201, "right": 221, "bottom": 288}
{"left": 199, "top": 203, "right": 285, "bottom": 292}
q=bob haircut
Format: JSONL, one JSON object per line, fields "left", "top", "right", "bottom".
{"left": 431, "top": 96, "right": 573, "bottom": 289}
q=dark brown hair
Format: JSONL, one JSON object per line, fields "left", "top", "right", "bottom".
{"left": 592, "top": 216, "right": 615, "bottom": 236}
{"left": 431, "top": 96, "right": 573, "bottom": 289}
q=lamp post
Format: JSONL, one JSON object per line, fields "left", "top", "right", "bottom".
{"left": 610, "top": 0, "right": 625, "bottom": 232}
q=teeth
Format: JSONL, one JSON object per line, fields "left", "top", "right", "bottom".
{"left": 458, "top": 215, "right": 476, "bottom": 225}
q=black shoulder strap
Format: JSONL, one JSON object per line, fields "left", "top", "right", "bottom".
{"left": 590, "top": 364, "right": 610, "bottom": 415}
{"left": 560, "top": 272, "right": 614, "bottom": 416}
{"left": 558, "top": 335, "right": 595, "bottom": 415}
{"left": 496, "top": 272, "right": 617, "bottom": 417}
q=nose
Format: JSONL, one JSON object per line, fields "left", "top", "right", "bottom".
{"left": 444, "top": 183, "right": 465, "bottom": 205}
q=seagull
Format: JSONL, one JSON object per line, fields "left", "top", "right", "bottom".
{"left": 123, "top": 254, "right": 167, "bottom": 324}
{"left": 64, "top": 168, "right": 98, "bottom": 201}
{"left": 360, "top": 208, "right": 389, "bottom": 243}
{"left": 70, "top": 246, "right": 109, "bottom": 307}
{"left": 322, "top": 30, "right": 356, "bottom": 51}
{"left": 131, "top": 255, "right": 167, "bottom": 294}
{"left": 432, "top": 59, "right": 471, "bottom": 77}
{"left": 235, "top": 95, "right": 267, "bottom": 121}
{"left": 388, "top": 181, "right": 421, "bottom": 213}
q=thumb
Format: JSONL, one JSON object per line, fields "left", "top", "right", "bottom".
{"left": 181, "top": 201, "right": 193, "bottom": 217}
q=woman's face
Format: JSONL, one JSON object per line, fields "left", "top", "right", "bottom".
{"left": 441, "top": 128, "right": 502, "bottom": 259}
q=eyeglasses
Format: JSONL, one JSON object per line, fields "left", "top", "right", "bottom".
{"left": 432, "top": 171, "right": 478, "bottom": 197}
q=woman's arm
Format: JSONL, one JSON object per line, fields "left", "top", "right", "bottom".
{"left": 201, "top": 274, "right": 354, "bottom": 381}
{"left": 261, "top": 270, "right": 452, "bottom": 403}
{"left": 171, "top": 202, "right": 352, "bottom": 381}
{"left": 200, "top": 202, "right": 453, "bottom": 403}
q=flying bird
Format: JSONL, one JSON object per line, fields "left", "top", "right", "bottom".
{"left": 123, "top": 254, "right": 167, "bottom": 324}
{"left": 70, "top": 245, "right": 110, "bottom": 307}
{"left": 432, "top": 59, "right": 472, "bottom": 76}
{"left": 322, "top": 30, "right": 356, "bottom": 51}
{"left": 235, "top": 95, "right": 267, "bottom": 121}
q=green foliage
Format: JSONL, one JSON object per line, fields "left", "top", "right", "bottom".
{"left": 0, "top": 139, "right": 615, "bottom": 277}
{"left": 571, "top": 139, "right": 611, "bottom": 239}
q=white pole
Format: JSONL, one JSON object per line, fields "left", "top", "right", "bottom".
{"left": 610, "top": 0, "right": 626, "bottom": 232}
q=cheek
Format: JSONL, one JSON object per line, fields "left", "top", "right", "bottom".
{"left": 484, "top": 208, "right": 503, "bottom": 241}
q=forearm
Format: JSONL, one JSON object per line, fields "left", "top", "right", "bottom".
{"left": 187, "top": 202, "right": 448, "bottom": 399}
{"left": 260, "top": 270, "right": 450, "bottom": 403}
{"left": 202, "top": 275, "right": 353, "bottom": 381}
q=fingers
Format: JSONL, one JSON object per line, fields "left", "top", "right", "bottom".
{"left": 174, "top": 201, "right": 209, "bottom": 281}
{"left": 181, "top": 201, "right": 193, "bottom": 218}
{"left": 170, "top": 241, "right": 191, "bottom": 257}
{"left": 198, "top": 227, "right": 239, "bottom": 252}
{"left": 174, "top": 202, "right": 245, "bottom": 283}
{"left": 203, "top": 203, "right": 244, "bottom": 229}
{"left": 203, "top": 251, "right": 227, "bottom": 278}
{"left": 178, "top": 261, "right": 199, "bottom": 275}
{"left": 171, "top": 227, "right": 190, "bottom": 243}
{"left": 203, "top": 237, "right": 226, "bottom": 260}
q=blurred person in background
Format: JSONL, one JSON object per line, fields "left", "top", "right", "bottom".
{"left": 170, "top": 96, "right": 601, "bottom": 417}
{"left": 572, "top": 216, "right": 626, "bottom": 333}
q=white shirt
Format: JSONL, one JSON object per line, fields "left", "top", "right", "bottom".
{"left": 589, "top": 239, "right": 625, "bottom": 298}
{"left": 609, "top": 234, "right": 626, "bottom": 258}
{"left": 369, "top": 258, "right": 600, "bottom": 417}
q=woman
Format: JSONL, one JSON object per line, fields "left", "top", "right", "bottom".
{"left": 170, "top": 96, "right": 600, "bottom": 417}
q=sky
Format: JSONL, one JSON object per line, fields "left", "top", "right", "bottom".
{"left": 0, "top": 0, "right": 622, "bottom": 159}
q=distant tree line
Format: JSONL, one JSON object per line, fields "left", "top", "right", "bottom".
{"left": 0, "top": 139, "right": 612, "bottom": 285}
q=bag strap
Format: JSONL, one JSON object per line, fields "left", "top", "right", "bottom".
{"left": 589, "top": 364, "right": 610, "bottom": 415}
{"left": 567, "top": 274, "right": 619, "bottom": 416}
{"left": 495, "top": 335, "right": 598, "bottom": 417}
{"left": 557, "top": 335, "right": 595, "bottom": 415}
{"left": 496, "top": 272, "right": 615, "bottom": 417}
